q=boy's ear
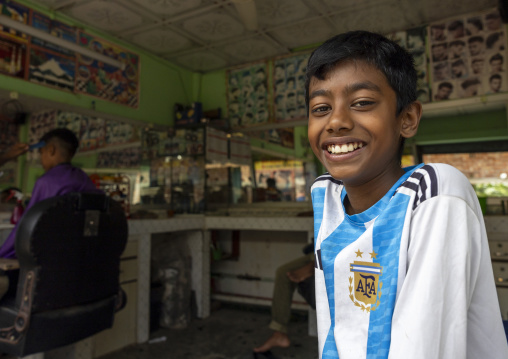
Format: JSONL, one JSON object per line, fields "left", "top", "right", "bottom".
{"left": 400, "top": 101, "right": 422, "bottom": 139}
{"left": 46, "top": 142, "right": 57, "bottom": 156}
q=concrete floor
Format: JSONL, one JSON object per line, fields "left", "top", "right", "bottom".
{"left": 100, "top": 303, "right": 318, "bottom": 359}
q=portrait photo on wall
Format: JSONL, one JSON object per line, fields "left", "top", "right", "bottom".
{"left": 273, "top": 53, "right": 309, "bottom": 121}
{"left": 97, "top": 146, "right": 140, "bottom": 169}
{"left": 0, "top": 37, "right": 25, "bottom": 79}
{"left": 227, "top": 62, "right": 269, "bottom": 129}
{"left": 0, "top": 0, "right": 29, "bottom": 43}
{"left": 27, "top": 110, "right": 57, "bottom": 163}
{"left": 80, "top": 116, "right": 105, "bottom": 151}
{"left": 76, "top": 32, "right": 140, "bottom": 108}
{"left": 387, "top": 26, "right": 430, "bottom": 103}
{"left": 105, "top": 120, "right": 139, "bottom": 147}
{"left": 429, "top": 8, "right": 507, "bottom": 101}
{"left": 31, "top": 11, "right": 77, "bottom": 58}
{"left": 28, "top": 48, "right": 75, "bottom": 92}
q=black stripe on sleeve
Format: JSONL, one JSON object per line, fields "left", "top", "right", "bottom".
{"left": 423, "top": 165, "right": 438, "bottom": 197}
{"left": 316, "top": 249, "right": 323, "bottom": 270}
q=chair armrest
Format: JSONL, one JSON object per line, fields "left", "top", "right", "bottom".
{"left": 0, "top": 259, "right": 19, "bottom": 271}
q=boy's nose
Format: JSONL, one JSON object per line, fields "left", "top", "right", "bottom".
{"left": 326, "top": 107, "right": 353, "bottom": 134}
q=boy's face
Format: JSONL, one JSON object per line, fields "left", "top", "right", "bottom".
{"left": 490, "top": 78, "right": 502, "bottom": 92}
{"left": 472, "top": 59, "right": 484, "bottom": 73}
{"left": 450, "top": 43, "right": 464, "bottom": 55}
{"left": 39, "top": 143, "right": 54, "bottom": 171}
{"left": 469, "top": 41, "right": 484, "bottom": 56}
{"left": 307, "top": 61, "right": 418, "bottom": 186}
{"left": 491, "top": 59, "right": 503, "bottom": 72}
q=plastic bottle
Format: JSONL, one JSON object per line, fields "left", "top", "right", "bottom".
{"left": 10, "top": 191, "right": 24, "bottom": 225}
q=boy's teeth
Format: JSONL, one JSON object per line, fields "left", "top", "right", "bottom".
{"left": 327, "top": 142, "right": 363, "bottom": 154}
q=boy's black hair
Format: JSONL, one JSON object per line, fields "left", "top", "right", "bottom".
{"left": 490, "top": 53, "right": 504, "bottom": 63}
{"left": 448, "top": 20, "right": 464, "bottom": 31}
{"left": 467, "top": 17, "right": 483, "bottom": 29}
{"left": 486, "top": 32, "right": 503, "bottom": 48}
{"left": 305, "top": 30, "right": 417, "bottom": 116}
{"left": 452, "top": 59, "right": 465, "bottom": 67}
{"left": 490, "top": 73, "right": 502, "bottom": 81}
{"left": 40, "top": 128, "right": 79, "bottom": 158}
{"left": 468, "top": 36, "right": 484, "bottom": 44}
{"left": 305, "top": 31, "right": 418, "bottom": 163}
{"left": 450, "top": 40, "right": 465, "bottom": 47}
{"left": 438, "top": 82, "right": 453, "bottom": 90}
{"left": 461, "top": 78, "right": 481, "bottom": 89}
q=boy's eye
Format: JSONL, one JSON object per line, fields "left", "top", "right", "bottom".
{"left": 311, "top": 105, "right": 331, "bottom": 114}
{"left": 352, "top": 100, "right": 375, "bottom": 108}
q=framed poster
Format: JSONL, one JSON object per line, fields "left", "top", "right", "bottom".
{"left": 387, "top": 26, "right": 430, "bottom": 103}
{"left": 227, "top": 62, "right": 269, "bottom": 128}
{"left": 273, "top": 53, "right": 309, "bottom": 121}
{"left": 429, "top": 8, "right": 507, "bottom": 101}
{"left": 80, "top": 116, "right": 105, "bottom": 151}
{"left": 105, "top": 120, "right": 139, "bottom": 146}
{"left": 0, "top": 0, "right": 29, "bottom": 43}
{"left": 0, "top": 36, "right": 25, "bottom": 78}
{"left": 27, "top": 109, "right": 56, "bottom": 163}
{"left": 28, "top": 47, "right": 75, "bottom": 91}
{"left": 31, "top": 11, "right": 77, "bottom": 57}
{"left": 76, "top": 32, "right": 139, "bottom": 108}
{"left": 97, "top": 146, "right": 140, "bottom": 168}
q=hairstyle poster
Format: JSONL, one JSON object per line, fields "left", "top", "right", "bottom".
{"left": 27, "top": 109, "right": 57, "bottom": 163}
{"left": 28, "top": 47, "right": 75, "bottom": 92}
{"left": 31, "top": 11, "right": 77, "bottom": 57}
{"left": 273, "top": 53, "right": 309, "bottom": 121}
{"left": 80, "top": 116, "right": 105, "bottom": 151}
{"left": 56, "top": 111, "right": 82, "bottom": 137}
{"left": 429, "top": 8, "right": 507, "bottom": 102}
{"left": 96, "top": 146, "right": 140, "bottom": 168}
{"left": 227, "top": 62, "right": 269, "bottom": 128}
{"left": 0, "top": 37, "right": 25, "bottom": 78}
{"left": 76, "top": 32, "right": 139, "bottom": 108}
{"left": 105, "top": 120, "right": 139, "bottom": 146}
{"left": 387, "top": 26, "right": 430, "bottom": 103}
{"left": 0, "top": 0, "right": 29, "bottom": 43}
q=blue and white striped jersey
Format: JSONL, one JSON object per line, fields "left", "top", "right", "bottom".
{"left": 311, "top": 163, "right": 508, "bottom": 359}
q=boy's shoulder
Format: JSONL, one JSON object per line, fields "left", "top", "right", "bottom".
{"left": 311, "top": 163, "right": 475, "bottom": 207}
{"left": 400, "top": 163, "right": 477, "bottom": 209}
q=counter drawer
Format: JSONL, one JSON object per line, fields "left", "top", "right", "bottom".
{"left": 492, "top": 261, "right": 508, "bottom": 287}
{"left": 497, "top": 287, "right": 508, "bottom": 321}
{"left": 489, "top": 240, "right": 508, "bottom": 261}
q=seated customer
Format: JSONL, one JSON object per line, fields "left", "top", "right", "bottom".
{"left": 254, "top": 252, "right": 315, "bottom": 354}
{"left": 0, "top": 128, "right": 100, "bottom": 298}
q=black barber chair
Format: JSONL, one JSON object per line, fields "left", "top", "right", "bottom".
{"left": 0, "top": 192, "right": 128, "bottom": 357}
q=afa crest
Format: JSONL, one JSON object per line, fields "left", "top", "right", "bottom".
{"left": 349, "top": 258, "right": 383, "bottom": 312}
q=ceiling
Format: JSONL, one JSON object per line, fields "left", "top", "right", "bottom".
{"left": 27, "top": 0, "right": 499, "bottom": 72}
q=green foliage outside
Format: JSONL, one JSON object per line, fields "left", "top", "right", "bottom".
{"left": 473, "top": 182, "right": 508, "bottom": 197}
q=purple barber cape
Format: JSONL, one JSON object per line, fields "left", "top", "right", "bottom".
{"left": 0, "top": 163, "right": 101, "bottom": 259}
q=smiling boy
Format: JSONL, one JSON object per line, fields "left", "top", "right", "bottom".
{"left": 306, "top": 31, "right": 508, "bottom": 359}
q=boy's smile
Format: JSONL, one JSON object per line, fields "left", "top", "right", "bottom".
{"left": 308, "top": 60, "right": 418, "bottom": 197}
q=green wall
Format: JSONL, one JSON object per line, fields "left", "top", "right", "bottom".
{"left": 415, "top": 109, "right": 508, "bottom": 145}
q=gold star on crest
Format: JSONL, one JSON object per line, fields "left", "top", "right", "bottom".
{"left": 370, "top": 251, "right": 378, "bottom": 259}
{"left": 355, "top": 249, "right": 363, "bottom": 258}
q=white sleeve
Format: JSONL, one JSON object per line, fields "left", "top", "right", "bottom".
{"left": 388, "top": 195, "right": 507, "bottom": 359}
